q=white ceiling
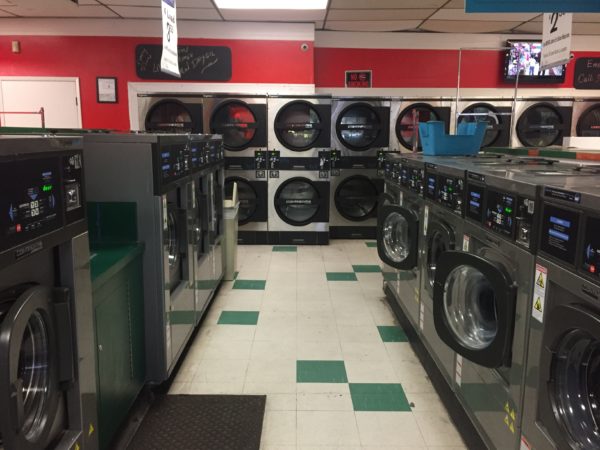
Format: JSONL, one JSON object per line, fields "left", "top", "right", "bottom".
{"left": 1, "top": 0, "right": 600, "bottom": 34}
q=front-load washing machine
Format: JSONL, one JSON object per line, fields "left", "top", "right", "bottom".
{"left": 390, "top": 98, "right": 453, "bottom": 152}
{"left": 418, "top": 161, "right": 466, "bottom": 389}
{"left": 377, "top": 154, "right": 425, "bottom": 330}
{"left": 512, "top": 98, "right": 573, "bottom": 148}
{"left": 329, "top": 155, "right": 383, "bottom": 239}
{"left": 521, "top": 182, "right": 600, "bottom": 450}
{"left": 84, "top": 134, "right": 197, "bottom": 384}
{"left": 204, "top": 94, "right": 267, "bottom": 158}
{"left": 380, "top": 157, "right": 403, "bottom": 301}
{"left": 331, "top": 97, "right": 390, "bottom": 158}
{"left": 571, "top": 97, "right": 600, "bottom": 137}
{"left": 138, "top": 93, "right": 203, "bottom": 133}
{"left": 0, "top": 137, "right": 98, "bottom": 450}
{"left": 267, "top": 158, "right": 330, "bottom": 245}
{"left": 454, "top": 98, "right": 513, "bottom": 149}
{"left": 268, "top": 95, "right": 332, "bottom": 159}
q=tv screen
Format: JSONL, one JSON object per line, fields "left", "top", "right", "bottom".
{"left": 504, "top": 40, "right": 566, "bottom": 84}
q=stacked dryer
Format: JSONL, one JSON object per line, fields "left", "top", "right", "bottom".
{"left": 267, "top": 95, "right": 332, "bottom": 245}
{"left": 571, "top": 97, "right": 600, "bottom": 137}
{"left": 454, "top": 98, "right": 513, "bottom": 149}
{"left": 512, "top": 97, "right": 573, "bottom": 147}
{"left": 137, "top": 93, "right": 203, "bottom": 133}
{"left": 330, "top": 97, "right": 390, "bottom": 239}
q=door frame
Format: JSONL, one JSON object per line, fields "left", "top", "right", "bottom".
{"left": 0, "top": 76, "right": 82, "bottom": 128}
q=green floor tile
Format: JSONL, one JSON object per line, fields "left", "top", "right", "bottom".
{"left": 349, "top": 383, "right": 411, "bottom": 411}
{"left": 326, "top": 272, "right": 358, "bottom": 281}
{"left": 377, "top": 325, "right": 408, "bottom": 342}
{"left": 365, "top": 242, "right": 377, "bottom": 248}
{"left": 273, "top": 245, "right": 297, "bottom": 252}
{"left": 217, "top": 311, "right": 259, "bottom": 325}
{"left": 232, "top": 279, "right": 266, "bottom": 290}
{"left": 297, "top": 360, "right": 348, "bottom": 383}
{"left": 353, "top": 265, "right": 382, "bottom": 273}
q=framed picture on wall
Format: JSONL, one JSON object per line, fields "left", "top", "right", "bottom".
{"left": 97, "top": 77, "right": 118, "bottom": 103}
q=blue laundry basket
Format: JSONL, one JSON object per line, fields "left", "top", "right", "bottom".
{"left": 418, "top": 121, "right": 487, "bottom": 156}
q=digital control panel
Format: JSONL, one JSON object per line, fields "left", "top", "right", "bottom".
{"left": 436, "top": 175, "right": 464, "bottom": 215}
{"left": 1, "top": 150, "right": 85, "bottom": 255}
{"left": 583, "top": 216, "right": 600, "bottom": 276}
{"left": 485, "top": 189, "right": 516, "bottom": 237}
{"left": 426, "top": 174, "right": 436, "bottom": 200}
{"left": 540, "top": 204, "right": 580, "bottom": 265}
{"left": 156, "top": 144, "right": 190, "bottom": 185}
{"left": 467, "top": 184, "right": 484, "bottom": 222}
{"left": 400, "top": 162, "right": 424, "bottom": 195}
{"left": 254, "top": 151, "right": 267, "bottom": 171}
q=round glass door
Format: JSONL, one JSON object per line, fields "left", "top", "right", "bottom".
{"left": 459, "top": 103, "right": 501, "bottom": 147}
{"left": 225, "top": 178, "right": 257, "bottom": 225}
{"left": 382, "top": 212, "right": 410, "bottom": 263}
{"left": 335, "top": 176, "right": 378, "bottom": 221}
{"left": 443, "top": 265, "right": 498, "bottom": 350}
{"left": 552, "top": 329, "right": 600, "bottom": 448}
{"left": 210, "top": 101, "right": 258, "bottom": 150}
{"left": 145, "top": 100, "right": 193, "bottom": 133}
{"left": 397, "top": 104, "right": 440, "bottom": 150}
{"left": 275, "top": 178, "right": 320, "bottom": 225}
{"left": 336, "top": 104, "right": 381, "bottom": 150}
{"left": 275, "top": 101, "right": 322, "bottom": 151}
{"left": 517, "top": 104, "right": 563, "bottom": 147}
{"left": 577, "top": 106, "right": 600, "bottom": 137}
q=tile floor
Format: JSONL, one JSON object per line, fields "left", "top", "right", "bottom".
{"left": 170, "top": 240, "right": 466, "bottom": 450}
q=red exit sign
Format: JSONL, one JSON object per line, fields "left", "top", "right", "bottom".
{"left": 345, "top": 70, "right": 372, "bottom": 88}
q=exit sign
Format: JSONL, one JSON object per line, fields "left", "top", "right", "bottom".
{"left": 345, "top": 70, "right": 372, "bottom": 88}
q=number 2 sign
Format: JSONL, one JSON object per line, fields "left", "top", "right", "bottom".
{"left": 540, "top": 12, "right": 573, "bottom": 71}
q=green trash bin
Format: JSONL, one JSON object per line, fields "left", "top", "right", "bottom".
{"left": 223, "top": 199, "right": 239, "bottom": 281}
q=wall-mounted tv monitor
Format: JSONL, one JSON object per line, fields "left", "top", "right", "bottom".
{"left": 504, "top": 40, "right": 566, "bottom": 84}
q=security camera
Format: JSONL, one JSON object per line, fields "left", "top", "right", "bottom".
{"left": 300, "top": 43, "right": 309, "bottom": 52}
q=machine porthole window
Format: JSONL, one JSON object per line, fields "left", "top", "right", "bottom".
{"left": 334, "top": 176, "right": 379, "bottom": 222}
{"left": 516, "top": 104, "right": 563, "bottom": 147}
{"left": 275, "top": 101, "right": 322, "bottom": 151}
{"left": 336, "top": 103, "right": 381, "bottom": 151}
{"left": 210, "top": 101, "right": 258, "bottom": 151}
{"left": 225, "top": 178, "right": 258, "bottom": 225}
{"left": 383, "top": 212, "right": 410, "bottom": 263}
{"left": 577, "top": 105, "right": 600, "bottom": 137}
{"left": 459, "top": 103, "right": 501, "bottom": 148}
{"left": 396, "top": 104, "right": 440, "bottom": 151}
{"left": 274, "top": 178, "right": 321, "bottom": 226}
{"left": 145, "top": 100, "right": 194, "bottom": 133}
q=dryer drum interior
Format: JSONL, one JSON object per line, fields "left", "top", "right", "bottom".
{"left": 145, "top": 100, "right": 194, "bottom": 133}
{"left": 517, "top": 104, "right": 564, "bottom": 147}
{"left": 275, "top": 101, "right": 322, "bottom": 151}
{"left": 274, "top": 178, "right": 321, "bottom": 225}
{"left": 336, "top": 103, "right": 382, "bottom": 150}
{"left": 335, "top": 175, "right": 379, "bottom": 221}
{"left": 210, "top": 100, "right": 258, "bottom": 150}
{"left": 225, "top": 178, "right": 258, "bottom": 225}
{"left": 459, "top": 103, "right": 502, "bottom": 148}
{"left": 396, "top": 104, "right": 440, "bottom": 151}
{"left": 577, "top": 105, "right": 600, "bottom": 137}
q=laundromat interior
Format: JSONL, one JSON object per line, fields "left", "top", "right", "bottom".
{"left": 2, "top": 1, "right": 600, "bottom": 449}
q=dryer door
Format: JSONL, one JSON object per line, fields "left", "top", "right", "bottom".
{"left": 225, "top": 177, "right": 265, "bottom": 225}
{"left": 576, "top": 105, "right": 600, "bottom": 137}
{"left": 336, "top": 103, "right": 382, "bottom": 151}
{"left": 537, "top": 304, "right": 600, "bottom": 449}
{"left": 0, "top": 285, "right": 65, "bottom": 450}
{"left": 396, "top": 103, "right": 440, "bottom": 151}
{"left": 274, "top": 177, "right": 325, "bottom": 226}
{"left": 433, "top": 251, "right": 516, "bottom": 368}
{"left": 335, "top": 175, "right": 379, "bottom": 222}
{"left": 275, "top": 101, "right": 329, "bottom": 151}
{"left": 210, "top": 100, "right": 259, "bottom": 151}
{"left": 516, "top": 103, "right": 567, "bottom": 147}
{"left": 459, "top": 103, "right": 504, "bottom": 148}
{"left": 377, "top": 204, "right": 419, "bottom": 271}
{"left": 145, "top": 99, "right": 194, "bottom": 133}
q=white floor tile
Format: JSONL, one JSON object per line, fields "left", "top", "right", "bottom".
{"left": 297, "top": 323, "right": 339, "bottom": 342}
{"left": 297, "top": 341, "right": 343, "bottom": 360}
{"left": 246, "top": 359, "right": 297, "bottom": 384}
{"left": 337, "top": 325, "right": 382, "bottom": 343}
{"left": 265, "top": 393, "right": 297, "bottom": 411}
{"left": 254, "top": 324, "right": 298, "bottom": 342}
{"left": 244, "top": 381, "right": 297, "bottom": 394}
{"left": 344, "top": 359, "right": 399, "bottom": 383}
{"left": 296, "top": 392, "right": 354, "bottom": 411}
{"left": 341, "top": 342, "right": 390, "bottom": 362}
{"left": 261, "top": 411, "right": 297, "bottom": 446}
{"left": 200, "top": 339, "right": 253, "bottom": 360}
{"left": 251, "top": 339, "right": 297, "bottom": 361}
{"left": 186, "top": 381, "right": 245, "bottom": 395}
{"left": 355, "top": 412, "right": 426, "bottom": 447}
{"left": 297, "top": 411, "right": 361, "bottom": 446}
{"left": 413, "top": 411, "right": 466, "bottom": 447}
{"left": 296, "top": 383, "right": 350, "bottom": 395}
{"left": 192, "top": 359, "right": 249, "bottom": 384}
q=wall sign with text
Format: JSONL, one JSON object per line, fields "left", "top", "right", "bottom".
{"left": 345, "top": 70, "right": 372, "bottom": 88}
{"left": 466, "top": 0, "right": 600, "bottom": 12}
{"left": 574, "top": 58, "right": 600, "bottom": 89}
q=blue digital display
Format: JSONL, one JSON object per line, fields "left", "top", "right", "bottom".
{"left": 161, "top": 151, "right": 171, "bottom": 158}
{"left": 541, "top": 205, "right": 580, "bottom": 265}
{"left": 550, "top": 216, "right": 571, "bottom": 228}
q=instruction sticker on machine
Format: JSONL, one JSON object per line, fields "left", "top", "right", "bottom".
{"left": 532, "top": 264, "right": 548, "bottom": 323}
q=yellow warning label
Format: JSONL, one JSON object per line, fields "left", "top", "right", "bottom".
{"left": 504, "top": 415, "right": 510, "bottom": 426}
{"left": 74, "top": 443, "right": 81, "bottom": 450}
{"left": 504, "top": 402, "right": 510, "bottom": 413}
{"left": 534, "top": 297, "right": 543, "bottom": 312}
{"left": 509, "top": 422, "right": 515, "bottom": 434}
{"left": 89, "top": 423, "right": 95, "bottom": 436}
{"left": 510, "top": 409, "right": 516, "bottom": 421}
{"left": 536, "top": 272, "right": 545, "bottom": 288}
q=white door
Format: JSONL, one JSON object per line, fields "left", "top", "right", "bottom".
{"left": 0, "top": 78, "right": 81, "bottom": 128}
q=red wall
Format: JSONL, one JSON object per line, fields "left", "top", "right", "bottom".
{"left": 0, "top": 36, "right": 314, "bottom": 130}
{"left": 314, "top": 47, "right": 600, "bottom": 89}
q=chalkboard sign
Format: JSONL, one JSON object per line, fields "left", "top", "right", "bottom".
{"left": 574, "top": 57, "right": 600, "bottom": 90}
{"left": 135, "top": 44, "right": 232, "bottom": 81}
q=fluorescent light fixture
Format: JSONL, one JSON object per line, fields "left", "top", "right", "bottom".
{"left": 215, "top": 0, "right": 327, "bottom": 9}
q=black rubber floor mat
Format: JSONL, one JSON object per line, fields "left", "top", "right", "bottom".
{"left": 127, "top": 395, "right": 266, "bottom": 450}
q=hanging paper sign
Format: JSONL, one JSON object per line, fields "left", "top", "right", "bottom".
{"left": 466, "top": 0, "right": 600, "bottom": 12}
{"left": 160, "top": 0, "right": 180, "bottom": 77}
{"left": 540, "top": 13, "right": 573, "bottom": 71}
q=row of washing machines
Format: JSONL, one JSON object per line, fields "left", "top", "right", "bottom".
{"left": 138, "top": 94, "right": 600, "bottom": 153}
{"left": 0, "top": 133, "right": 224, "bottom": 450}
{"left": 378, "top": 152, "right": 600, "bottom": 450}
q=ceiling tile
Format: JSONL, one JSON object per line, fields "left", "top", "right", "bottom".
{"left": 327, "top": 8, "right": 435, "bottom": 21}
{"left": 421, "top": 19, "right": 522, "bottom": 33}
{"left": 330, "top": 0, "right": 447, "bottom": 9}
{"left": 102, "top": 0, "right": 214, "bottom": 6}
{"left": 574, "top": 13, "right": 600, "bottom": 23}
{"left": 324, "top": 19, "right": 422, "bottom": 31}
{"left": 0, "top": 8, "right": 15, "bottom": 16}
{"left": 573, "top": 22, "right": 600, "bottom": 34}
{"left": 0, "top": 0, "right": 15, "bottom": 5}
{"left": 220, "top": 9, "right": 326, "bottom": 21}
{"left": 1, "top": 3, "right": 117, "bottom": 17}
{"left": 512, "top": 21, "right": 542, "bottom": 33}
{"left": 109, "top": 5, "right": 160, "bottom": 18}
{"left": 430, "top": 8, "right": 537, "bottom": 22}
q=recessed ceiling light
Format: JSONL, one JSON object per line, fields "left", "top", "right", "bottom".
{"left": 214, "top": 0, "right": 327, "bottom": 9}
